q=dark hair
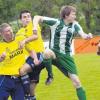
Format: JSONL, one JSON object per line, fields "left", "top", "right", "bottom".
{"left": 60, "top": 5, "right": 76, "bottom": 19}
{"left": 19, "top": 10, "right": 31, "bottom": 19}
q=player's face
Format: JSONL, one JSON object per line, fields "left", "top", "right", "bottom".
{"left": 1, "top": 26, "right": 13, "bottom": 42}
{"left": 65, "top": 11, "right": 76, "bottom": 22}
{"left": 21, "top": 13, "right": 32, "bottom": 27}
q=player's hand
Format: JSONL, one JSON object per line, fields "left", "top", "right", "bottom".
{"left": 34, "top": 58, "right": 41, "bottom": 66}
{"left": 19, "top": 40, "right": 26, "bottom": 49}
{"left": 0, "top": 52, "right": 6, "bottom": 62}
{"left": 87, "top": 33, "right": 93, "bottom": 39}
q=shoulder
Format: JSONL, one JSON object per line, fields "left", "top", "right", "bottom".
{"left": 16, "top": 27, "right": 25, "bottom": 35}
{"left": 73, "top": 21, "right": 82, "bottom": 29}
{"left": 15, "top": 35, "right": 25, "bottom": 41}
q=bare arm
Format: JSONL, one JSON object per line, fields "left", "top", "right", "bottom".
{"left": 74, "top": 22, "right": 93, "bottom": 39}
{"left": 79, "top": 32, "right": 93, "bottom": 39}
{"left": 19, "top": 29, "right": 38, "bottom": 49}
{"left": 24, "top": 31, "right": 38, "bottom": 43}
{"left": 33, "top": 15, "right": 44, "bottom": 30}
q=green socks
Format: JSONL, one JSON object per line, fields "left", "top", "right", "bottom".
{"left": 76, "top": 87, "right": 86, "bottom": 100}
{"left": 44, "top": 58, "right": 53, "bottom": 78}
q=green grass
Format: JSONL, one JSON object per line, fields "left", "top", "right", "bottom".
{"left": 9, "top": 53, "right": 100, "bottom": 100}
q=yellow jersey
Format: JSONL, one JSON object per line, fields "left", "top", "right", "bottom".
{"left": 16, "top": 21, "right": 44, "bottom": 52}
{"left": 0, "top": 35, "right": 29, "bottom": 75}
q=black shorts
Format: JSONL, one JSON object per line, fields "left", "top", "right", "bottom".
{"left": 26, "top": 57, "right": 45, "bottom": 83}
{"left": 28, "top": 66, "right": 43, "bottom": 83}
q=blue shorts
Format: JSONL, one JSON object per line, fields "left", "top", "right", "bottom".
{"left": 26, "top": 53, "right": 43, "bottom": 69}
{"left": 0, "top": 75, "right": 25, "bottom": 100}
{"left": 26, "top": 53, "right": 44, "bottom": 83}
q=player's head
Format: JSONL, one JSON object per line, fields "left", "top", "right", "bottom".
{"left": 60, "top": 5, "right": 76, "bottom": 22}
{"left": 0, "top": 23, "right": 14, "bottom": 42}
{"left": 20, "top": 10, "right": 32, "bottom": 27}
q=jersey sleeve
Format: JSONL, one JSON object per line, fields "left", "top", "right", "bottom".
{"left": 43, "top": 17, "right": 58, "bottom": 26}
{"left": 74, "top": 22, "right": 90, "bottom": 38}
{"left": 74, "top": 22, "right": 84, "bottom": 34}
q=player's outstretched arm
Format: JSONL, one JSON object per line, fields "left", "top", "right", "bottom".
{"left": 79, "top": 32, "right": 93, "bottom": 39}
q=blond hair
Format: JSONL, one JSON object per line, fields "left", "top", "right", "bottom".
{"left": 0, "top": 23, "right": 10, "bottom": 33}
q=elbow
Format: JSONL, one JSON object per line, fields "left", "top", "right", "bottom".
{"left": 33, "top": 34, "right": 38, "bottom": 40}
{"left": 34, "top": 15, "right": 39, "bottom": 19}
{"left": 33, "top": 15, "right": 43, "bottom": 22}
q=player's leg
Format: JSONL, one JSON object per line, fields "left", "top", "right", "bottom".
{"left": 19, "top": 57, "right": 34, "bottom": 96}
{"left": 11, "top": 77, "right": 25, "bottom": 100}
{"left": 68, "top": 73, "right": 86, "bottom": 100}
{"left": 25, "top": 63, "right": 44, "bottom": 100}
{"left": 44, "top": 58, "right": 53, "bottom": 85}
{"left": 19, "top": 63, "right": 31, "bottom": 96}
{"left": 52, "top": 51, "right": 86, "bottom": 100}
{"left": 0, "top": 76, "right": 10, "bottom": 100}
{"left": 66, "top": 55, "right": 86, "bottom": 100}
{"left": 43, "top": 49, "right": 56, "bottom": 85}
{"left": 43, "top": 48, "right": 56, "bottom": 59}
{"left": 29, "top": 82, "right": 37, "bottom": 100}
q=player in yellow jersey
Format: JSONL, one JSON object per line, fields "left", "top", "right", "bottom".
{"left": 17, "top": 10, "right": 53, "bottom": 100}
{"left": 0, "top": 23, "right": 26, "bottom": 100}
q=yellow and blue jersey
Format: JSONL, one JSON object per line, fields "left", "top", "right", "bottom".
{"left": 0, "top": 35, "right": 29, "bottom": 75}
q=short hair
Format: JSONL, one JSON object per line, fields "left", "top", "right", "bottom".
{"left": 60, "top": 5, "right": 76, "bottom": 19}
{"left": 0, "top": 23, "right": 10, "bottom": 33}
{"left": 19, "top": 10, "right": 31, "bottom": 19}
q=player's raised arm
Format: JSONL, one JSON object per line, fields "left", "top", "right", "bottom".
{"left": 33, "top": 15, "right": 44, "bottom": 31}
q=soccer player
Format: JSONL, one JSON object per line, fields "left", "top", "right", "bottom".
{"left": 0, "top": 23, "right": 27, "bottom": 100}
{"left": 97, "top": 40, "right": 100, "bottom": 55}
{"left": 33, "top": 5, "right": 93, "bottom": 100}
{"left": 17, "top": 10, "right": 53, "bottom": 99}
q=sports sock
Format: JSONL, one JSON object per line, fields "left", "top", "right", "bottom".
{"left": 25, "top": 96, "right": 36, "bottom": 100}
{"left": 76, "top": 87, "right": 86, "bottom": 100}
{"left": 21, "top": 74, "right": 30, "bottom": 95}
{"left": 45, "top": 58, "right": 53, "bottom": 78}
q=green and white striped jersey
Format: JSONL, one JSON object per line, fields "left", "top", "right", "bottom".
{"left": 43, "top": 17, "right": 83, "bottom": 54}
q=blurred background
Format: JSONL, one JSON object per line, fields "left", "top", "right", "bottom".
{"left": 0, "top": 0, "right": 100, "bottom": 39}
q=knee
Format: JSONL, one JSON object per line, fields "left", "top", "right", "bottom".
{"left": 43, "top": 49, "right": 56, "bottom": 59}
{"left": 69, "top": 74, "right": 81, "bottom": 88}
{"left": 19, "top": 68, "right": 25, "bottom": 76}
{"left": 72, "top": 78, "right": 81, "bottom": 88}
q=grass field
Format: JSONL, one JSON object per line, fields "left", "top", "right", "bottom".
{"left": 9, "top": 53, "right": 100, "bottom": 100}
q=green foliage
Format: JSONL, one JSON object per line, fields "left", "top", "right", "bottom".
{"left": 0, "top": 0, "right": 100, "bottom": 37}
{"left": 9, "top": 20, "right": 21, "bottom": 34}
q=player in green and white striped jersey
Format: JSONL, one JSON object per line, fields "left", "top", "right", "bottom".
{"left": 33, "top": 5, "right": 92, "bottom": 100}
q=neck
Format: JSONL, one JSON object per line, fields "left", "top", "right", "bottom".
{"left": 63, "top": 19, "right": 70, "bottom": 25}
